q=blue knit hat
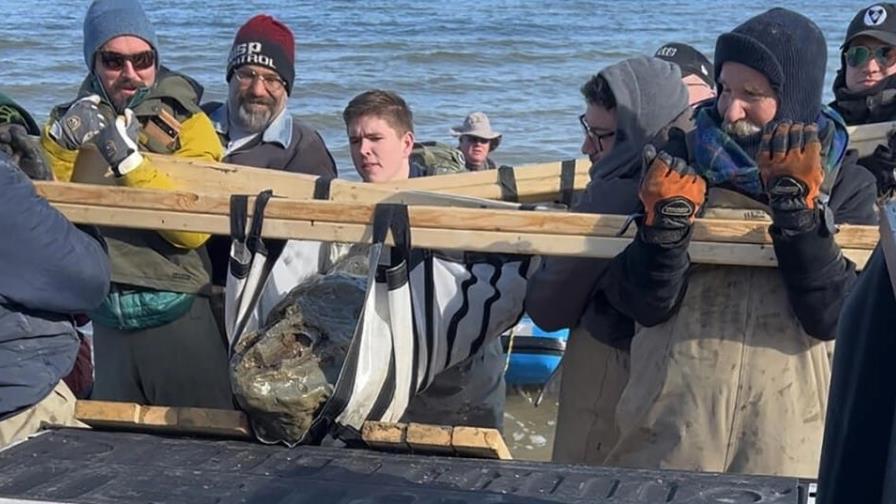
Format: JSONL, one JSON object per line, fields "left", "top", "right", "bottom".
{"left": 714, "top": 8, "right": 827, "bottom": 123}
{"left": 82, "top": 0, "right": 158, "bottom": 69}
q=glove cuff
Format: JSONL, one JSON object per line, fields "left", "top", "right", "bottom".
{"left": 112, "top": 151, "right": 144, "bottom": 177}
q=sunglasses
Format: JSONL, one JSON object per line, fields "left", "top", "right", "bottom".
{"left": 845, "top": 45, "right": 896, "bottom": 68}
{"left": 579, "top": 114, "right": 615, "bottom": 152}
{"left": 98, "top": 50, "right": 156, "bottom": 71}
{"left": 463, "top": 136, "right": 491, "bottom": 145}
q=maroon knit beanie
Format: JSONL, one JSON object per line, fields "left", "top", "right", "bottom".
{"left": 227, "top": 15, "right": 295, "bottom": 95}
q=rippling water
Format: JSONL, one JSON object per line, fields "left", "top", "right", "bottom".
{"left": 2, "top": 1, "right": 874, "bottom": 460}
{"left": 1, "top": 0, "right": 873, "bottom": 177}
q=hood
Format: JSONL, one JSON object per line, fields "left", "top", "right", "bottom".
{"left": 591, "top": 56, "right": 690, "bottom": 181}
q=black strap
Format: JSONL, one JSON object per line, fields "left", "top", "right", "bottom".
{"left": 559, "top": 159, "right": 576, "bottom": 206}
{"left": 498, "top": 165, "right": 518, "bottom": 202}
{"left": 229, "top": 195, "right": 248, "bottom": 242}
{"left": 247, "top": 190, "right": 274, "bottom": 255}
{"left": 313, "top": 176, "right": 333, "bottom": 200}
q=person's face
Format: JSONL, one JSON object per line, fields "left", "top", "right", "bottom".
{"left": 348, "top": 115, "right": 414, "bottom": 183}
{"left": 228, "top": 64, "right": 288, "bottom": 134}
{"left": 844, "top": 35, "right": 896, "bottom": 92}
{"left": 93, "top": 35, "right": 157, "bottom": 110}
{"left": 459, "top": 135, "right": 491, "bottom": 166}
{"left": 716, "top": 61, "right": 778, "bottom": 141}
{"left": 579, "top": 103, "right": 616, "bottom": 165}
{"left": 682, "top": 74, "right": 716, "bottom": 106}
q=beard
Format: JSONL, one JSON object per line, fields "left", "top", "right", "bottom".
{"left": 722, "top": 119, "right": 763, "bottom": 143}
{"left": 234, "top": 96, "right": 277, "bottom": 134}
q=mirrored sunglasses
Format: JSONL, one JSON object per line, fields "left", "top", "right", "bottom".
{"left": 845, "top": 45, "right": 896, "bottom": 68}
{"left": 98, "top": 50, "right": 156, "bottom": 71}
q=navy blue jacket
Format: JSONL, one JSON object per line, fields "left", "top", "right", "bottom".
{"left": 0, "top": 153, "right": 110, "bottom": 417}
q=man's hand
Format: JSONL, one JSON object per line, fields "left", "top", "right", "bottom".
{"left": 758, "top": 122, "right": 823, "bottom": 231}
{"left": 49, "top": 95, "right": 107, "bottom": 150}
{"left": 91, "top": 109, "right": 143, "bottom": 177}
{"left": 0, "top": 123, "right": 52, "bottom": 180}
{"left": 638, "top": 144, "right": 706, "bottom": 244}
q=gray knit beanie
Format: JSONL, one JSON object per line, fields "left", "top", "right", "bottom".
{"left": 82, "top": 0, "right": 158, "bottom": 69}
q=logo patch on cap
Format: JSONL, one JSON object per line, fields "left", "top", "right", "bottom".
{"left": 865, "top": 5, "right": 888, "bottom": 26}
{"left": 656, "top": 46, "right": 678, "bottom": 58}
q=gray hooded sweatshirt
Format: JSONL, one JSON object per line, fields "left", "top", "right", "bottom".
{"left": 525, "top": 56, "right": 690, "bottom": 344}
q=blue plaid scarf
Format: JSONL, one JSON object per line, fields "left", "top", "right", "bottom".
{"left": 692, "top": 104, "right": 849, "bottom": 200}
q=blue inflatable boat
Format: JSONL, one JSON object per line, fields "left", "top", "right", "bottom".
{"left": 502, "top": 315, "right": 568, "bottom": 386}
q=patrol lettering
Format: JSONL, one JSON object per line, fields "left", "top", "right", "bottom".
{"left": 229, "top": 42, "right": 277, "bottom": 69}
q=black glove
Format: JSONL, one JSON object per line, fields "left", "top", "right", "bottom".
{"left": 0, "top": 123, "right": 52, "bottom": 180}
{"left": 49, "top": 95, "right": 107, "bottom": 150}
{"left": 90, "top": 109, "right": 143, "bottom": 177}
{"left": 863, "top": 129, "right": 896, "bottom": 198}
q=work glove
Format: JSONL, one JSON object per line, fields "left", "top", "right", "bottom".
{"left": 757, "top": 121, "right": 823, "bottom": 233}
{"left": 0, "top": 123, "right": 52, "bottom": 180}
{"left": 861, "top": 128, "right": 896, "bottom": 198}
{"left": 638, "top": 144, "right": 706, "bottom": 244}
{"left": 49, "top": 95, "right": 107, "bottom": 150}
{"left": 90, "top": 108, "right": 143, "bottom": 177}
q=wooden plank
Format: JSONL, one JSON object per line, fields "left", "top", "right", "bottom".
{"left": 451, "top": 426, "right": 513, "bottom": 460}
{"left": 34, "top": 182, "right": 878, "bottom": 250}
{"left": 67, "top": 121, "right": 893, "bottom": 206}
{"left": 74, "top": 400, "right": 252, "bottom": 439}
{"left": 405, "top": 423, "right": 456, "bottom": 456}
{"left": 361, "top": 421, "right": 410, "bottom": 452}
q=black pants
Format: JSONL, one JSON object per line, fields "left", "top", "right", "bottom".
{"left": 91, "top": 296, "right": 233, "bottom": 409}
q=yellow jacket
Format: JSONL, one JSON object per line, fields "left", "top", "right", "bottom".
{"left": 41, "top": 108, "right": 222, "bottom": 250}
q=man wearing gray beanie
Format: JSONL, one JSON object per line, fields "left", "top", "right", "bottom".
{"left": 39, "top": 0, "right": 233, "bottom": 410}
{"left": 542, "top": 9, "right": 876, "bottom": 477}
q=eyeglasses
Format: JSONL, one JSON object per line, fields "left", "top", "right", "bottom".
{"left": 845, "top": 45, "right": 896, "bottom": 68}
{"left": 234, "top": 68, "right": 286, "bottom": 92}
{"left": 579, "top": 114, "right": 615, "bottom": 152}
{"left": 98, "top": 50, "right": 155, "bottom": 71}
{"left": 463, "top": 136, "right": 491, "bottom": 145}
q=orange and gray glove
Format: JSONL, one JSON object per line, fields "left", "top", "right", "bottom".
{"left": 758, "top": 122, "right": 824, "bottom": 233}
{"left": 638, "top": 144, "right": 707, "bottom": 244}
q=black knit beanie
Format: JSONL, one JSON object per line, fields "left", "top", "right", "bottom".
{"left": 714, "top": 8, "right": 827, "bottom": 123}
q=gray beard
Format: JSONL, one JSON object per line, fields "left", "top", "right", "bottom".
{"left": 234, "top": 102, "right": 274, "bottom": 134}
{"left": 722, "top": 119, "right": 763, "bottom": 143}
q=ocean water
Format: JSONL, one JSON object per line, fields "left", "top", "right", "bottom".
{"left": 0, "top": 0, "right": 875, "bottom": 460}
{"left": 0, "top": 0, "right": 875, "bottom": 177}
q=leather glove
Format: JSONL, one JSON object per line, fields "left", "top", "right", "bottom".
{"left": 638, "top": 144, "right": 706, "bottom": 244}
{"left": 49, "top": 95, "right": 107, "bottom": 150}
{"left": 863, "top": 129, "right": 896, "bottom": 198}
{"left": 0, "top": 123, "right": 52, "bottom": 180}
{"left": 90, "top": 109, "right": 143, "bottom": 177}
{"left": 758, "top": 121, "right": 823, "bottom": 232}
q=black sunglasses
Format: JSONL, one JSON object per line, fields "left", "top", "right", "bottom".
{"left": 579, "top": 114, "right": 615, "bottom": 151}
{"left": 463, "top": 135, "right": 491, "bottom": 145}
{"left": 98, "top": 50, "right": 156, "bottom": 71}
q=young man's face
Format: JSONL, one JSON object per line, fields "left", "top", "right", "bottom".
{"left": 347, "top": 115, "right": 414, "bottom": 182}
{"left": 579, "top": 103, "right": 617, "bottom": 165}
{"left": 844, "top": 35, "right": 896, "bottom": 92}
{"left": 93, "top": 35, "right": 157, "bottom": 110}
